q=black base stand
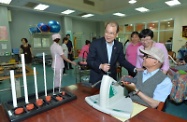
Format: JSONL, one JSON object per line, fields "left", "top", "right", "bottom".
{"left": 3, "top": 88, "right": 77, "bottom": 122}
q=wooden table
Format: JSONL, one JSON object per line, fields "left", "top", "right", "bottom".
{"left": 0, "top": 66, "right": 34, "bottom": 97}
{"left": 127, "top": 107, "right": 187, "bottom": 122}
{"left": 0, "top": 83, "right": 120, "bottom": 122}
{"left": 0, "top": 83, "right": 186, "bottom": 122}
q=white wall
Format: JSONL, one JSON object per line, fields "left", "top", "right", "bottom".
{"left": 72, "top": 19, "right": 100, "bottom": 49}
{"left": 0, "top": 6, "right": 11, "bottom": 55}
{"left": 9, "top": 8, "right": 62, "bottom": 55}
{"left": 116, "top": 6, "right": 187, "bottom": 53}
{"left": 8, "top": 7, "right": 101, "bottom": 55}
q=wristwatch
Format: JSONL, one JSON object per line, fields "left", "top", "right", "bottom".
{"left": 133, "top": 88, "right": 140, "bottom": 95}
{"left": 133, "top": 68, "right": 137, "bottom": 73}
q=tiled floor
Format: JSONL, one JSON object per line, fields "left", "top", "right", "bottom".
{"left": 0, "top": 64, "right": 187, "bottom": 120}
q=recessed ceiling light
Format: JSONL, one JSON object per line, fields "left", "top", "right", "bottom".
{"left": 128, "top": 0, "right": 137, "bottom": 4}
{"left": 34, "top": 4, "right": 49, "bottom": 11}
{"left": 135, "top": 7, "right": 149, "bottom": 12}
{"left": 61, "top": 9, "right": 75, "bottom": 15}
{"left": 165, "top": 0, "right": 181, "bottom": 7}
{"left": 113, "top": 13, "right": 125, "bottom": 17}
{"left": 82, "top": 14, "right": 94, "bottom": 18}
{"left": 0, "top": 0, "right": 12, "bottom": 4}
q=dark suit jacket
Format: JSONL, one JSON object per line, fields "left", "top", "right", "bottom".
{"left": 87, "top": 37, "right": 136, "bottom": 87}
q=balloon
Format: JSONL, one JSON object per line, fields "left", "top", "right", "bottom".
{"left": 29, "top": 27, "right": 40, "bottom": 33}
{"left": 48, "top": 20, "right": 61, "bottom": 33}
{"left": 40, "top": 24, "right": 49, "bottom": 32}
{"left": 37, "top": 22, "right": 49, "bottom": 32}
{"left": 48, "top": 20, "right": 59, "bottom": 26}
{"left": 37, "top": 22, "right": 45, "bottom": 28}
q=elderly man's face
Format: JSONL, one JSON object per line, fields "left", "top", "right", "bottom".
{"left": 142, "top": 54, "right": 157, "bottom": 68}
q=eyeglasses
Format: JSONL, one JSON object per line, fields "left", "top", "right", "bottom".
{"left": 141, "top": 37, "right": 152, "bottom": 42}
{"left": 143, "top": 54, "right": 157, "bottom": 60}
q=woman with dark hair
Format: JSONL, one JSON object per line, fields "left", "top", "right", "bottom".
{"left": 78, "top": 40, "right": 91, "bottom": 60}
{"left": 136, "top": 29, "right": 169, "bottom": 74}
{"left": 19, "top": 38, "right": 33, "bottom": 65}
{"left": 125, "top": 31, "right": 141, "bottom": 66}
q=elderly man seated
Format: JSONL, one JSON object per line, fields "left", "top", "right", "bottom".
{"left": 121, "top": 47, "right": 172, "bottom": 108}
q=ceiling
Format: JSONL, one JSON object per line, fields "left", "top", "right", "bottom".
{"left": 2, "top": 0, "right": 187, "bottom": 21}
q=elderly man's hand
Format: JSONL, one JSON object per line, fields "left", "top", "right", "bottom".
{"left": 121, "top": 81, "right": 137, "bottom": 91}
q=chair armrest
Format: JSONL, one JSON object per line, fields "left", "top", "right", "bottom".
{"left": 157, "top": 102, "right": 165, "bottom": 111}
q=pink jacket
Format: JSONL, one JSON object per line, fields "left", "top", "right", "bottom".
{"left": 79, "top": 45, "right": 90, "bottom": 59}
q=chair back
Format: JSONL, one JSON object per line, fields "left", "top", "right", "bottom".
{"left": 156, "top": 102, "right": 165, "bottom": 111}
{"left": 168, "top": 51, "right": 176, "bottom": 60}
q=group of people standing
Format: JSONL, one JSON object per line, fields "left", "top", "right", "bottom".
{"left": 125, "top": 29, "right": 170, "bottom": 74}
{"left": 19, "top": 33, "right": 76, "bottom": 88}
{"left": 19, "top": 21, "right": 173, "bottom": 108}
{"left": 86, "top": 21, "right": 172, "bottom": 108}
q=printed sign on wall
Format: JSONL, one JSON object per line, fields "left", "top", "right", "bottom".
{"left": 0, "top": 26, "right": 8, "bottom": 41}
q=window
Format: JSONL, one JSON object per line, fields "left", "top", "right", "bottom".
{"left": 146, "top": 22, "right": 158, "bottom": 31}
{"left": 33, "top": 38, "right": 42, "bottom": 48}
{"left": 33, "top": 37, "right": 51, "bottom": 48}
{"left": 125, "top": 24, "right": 134, "bottom": 33}
{"left": 135, "top": 23, "right": 145, "bottom": 32}
{"left": 122, "top": 18, "right": 174, "bottom": 49}
{"left": 42, "top": 38, "right": 50, "bottom": 47}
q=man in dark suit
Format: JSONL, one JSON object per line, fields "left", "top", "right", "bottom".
{"left": 87, "top": 21, "right": 136, "bottom": 88}
{"left": 66, "top": 34, "right": 74, "bottom": 69}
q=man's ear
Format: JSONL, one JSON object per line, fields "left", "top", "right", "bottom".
{"left": 154, "top": 60, "right": 159, "bottom": 65}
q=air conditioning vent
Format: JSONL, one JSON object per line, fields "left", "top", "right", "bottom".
{"left": 83, "top": 0, "right": 95, "bottom": 6}
{"left": 77, "top": 13, "right": 89, "bottom": 16}
{"left": 24, "top": 2, "right": 38, "bottom": 8}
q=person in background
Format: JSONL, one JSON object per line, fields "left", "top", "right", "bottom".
{"left": 78, "top": 40, "right": 91, "bottom": 61}
{"left": 50, "top": 33, "right": 76, "bottom": 88}
{"left": 122, "top": 47, "right": 172, "bottom": 108}
{"left": 87, "top": 21, "right": 137, "bottom": 88}
{"left": 19, "top": 38, "right": 33, "bottom": 65}
{"left": 176, "top": 42, "right": 187, "bottom": 65}
{"left": 167, "top": 37, "right": 173, "bottom": 42}
{"left": 136, "top": 29, "right": 169, "bottom": 74}
{"left": 165, "top": 37, "right": 173, "bottom": 51}
{"left": 62, "top": 37, "right": 69, "bottom": 74}
{"left": 66, "top": 34, "right": 74, "bottom": 69}
{"left": 125, "top": 31, "right": 141, "bottom": 66}
{"left": 123, "top": 39, "right": 130, "bottom": 54}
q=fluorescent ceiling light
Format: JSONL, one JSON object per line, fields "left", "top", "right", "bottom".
{"left": 34, "top": 4, "right": 49, "bottom": 11}
{"left": 61, "top": 9, "right": 75, "bottom": 14}
{"left": 113, "top": 13, "right": 125, "bottom": 17}
{"left": 0, "top": 0, "right": 12, "bottom": 4}
{"left": 165, "top": 0, "right": 181, "bottom": 7}
{"left": 82, "top": 14, "right": 94, "bottom": 18}
{"left": 135, "top": 7, "right": 149, "bottom": 12}
{"left": 128, "top": 0, "right": 137, "bottom": 4}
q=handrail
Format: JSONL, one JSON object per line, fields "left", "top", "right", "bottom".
{"left": 168, "top": 55, "right": 177, "bottom": 64}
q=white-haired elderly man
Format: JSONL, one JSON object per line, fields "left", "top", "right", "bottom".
{"left": 121, "top": 47, "right": 172, "bottom": 108}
